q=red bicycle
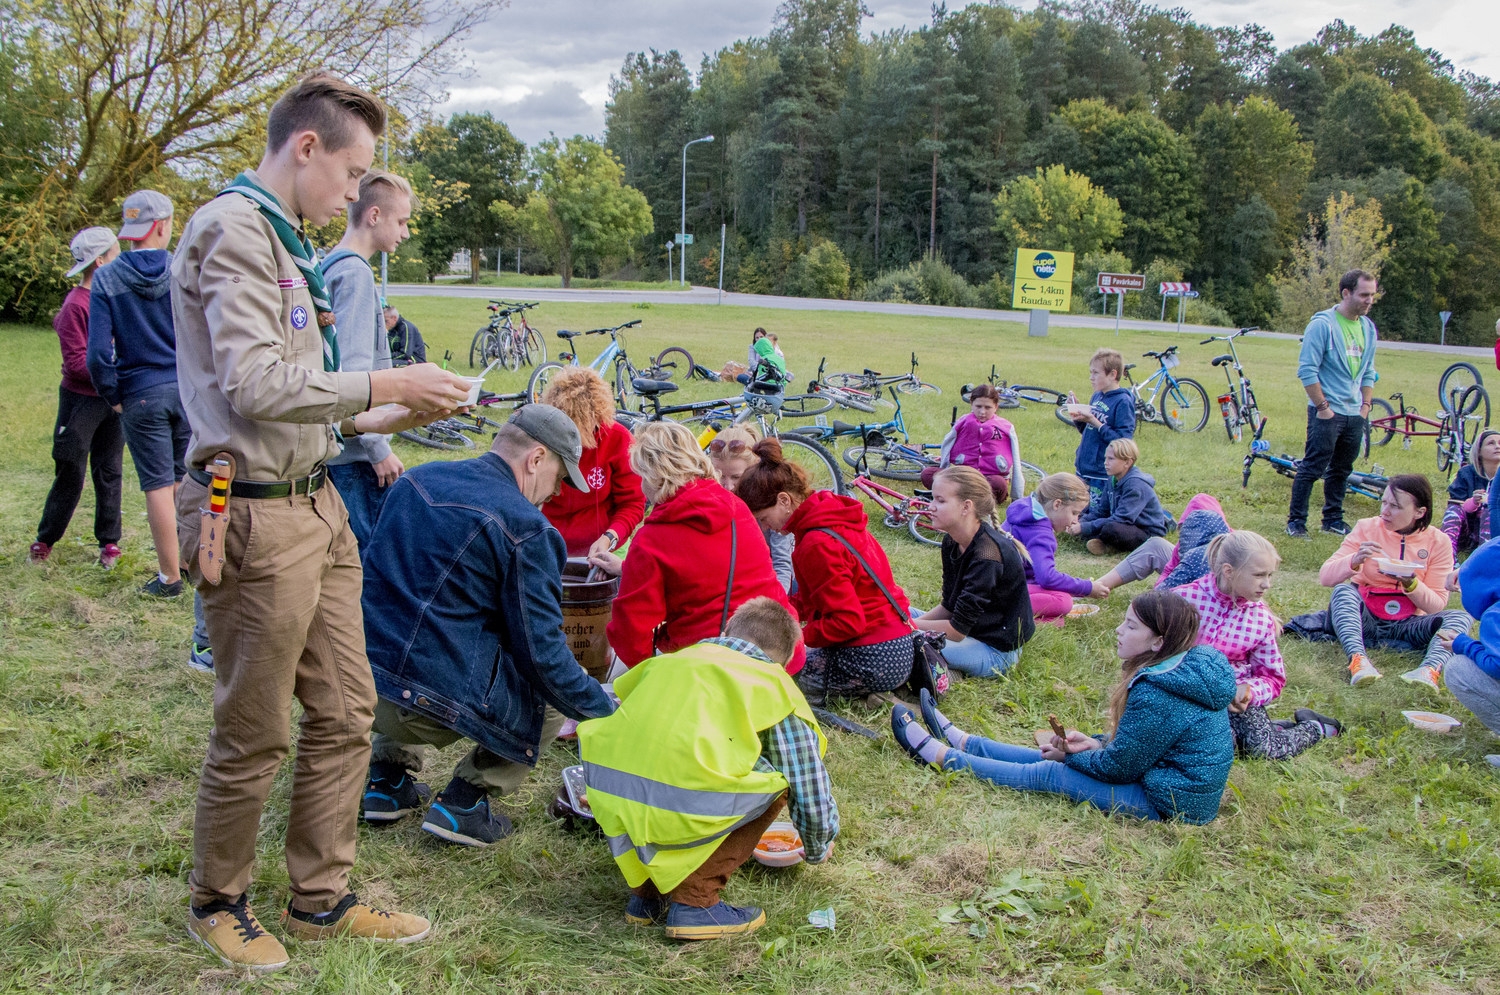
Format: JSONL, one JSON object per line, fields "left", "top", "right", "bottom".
{"left": 1364, "top": 381, "right": 1490, "bottom": 475}
{"left": 848, "top": 472, "right": 943, "bottom": 546}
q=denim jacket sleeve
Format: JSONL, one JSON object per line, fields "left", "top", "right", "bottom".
{"left": 508, "top": 526, "right": 616, "bottom": 721}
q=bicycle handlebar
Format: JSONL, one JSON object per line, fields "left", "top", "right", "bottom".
{"left": 1201, "top": 326, "right": 1257, "bottom": 346}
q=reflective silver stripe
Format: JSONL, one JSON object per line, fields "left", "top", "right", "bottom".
{"left": 584, "top": 762, "right": 780, "bottom": 818}
{"left": 605, "top": 803, "right": 774, "bottom": 867}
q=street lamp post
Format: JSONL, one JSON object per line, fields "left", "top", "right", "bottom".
{"left": 680, "top": 135, "right": 714, "bottom": 285}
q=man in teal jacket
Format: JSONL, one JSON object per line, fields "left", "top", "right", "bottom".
{"left": 1287, "top": 270, "right": 1379, "bottom": 539}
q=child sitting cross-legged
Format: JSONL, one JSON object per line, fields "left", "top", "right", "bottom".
{"left": 1173, "top": 531, "right": 1342, "bottom": 759}
{"left": 1003, "top": 471, "right": 1109, "bottom": 621}
{"left": 1076, "top": 438, "right": 1174, "bottom": 555}
{"left": 892, "top": 590, "right": 1237, "bottom": 823}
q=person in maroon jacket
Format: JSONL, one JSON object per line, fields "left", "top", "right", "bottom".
{"left": 539, "top": 367, "right": 646, "bottom": 558}
{"left": 30, "top": 227, "right": 125, "bottom": 568}
{"left": 588, "top": 421, "right": 805, "bottom": 672}
{"left": 738, "top": 438, "right": 915, "bottom": 703}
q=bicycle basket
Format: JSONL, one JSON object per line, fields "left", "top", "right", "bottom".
{"left": 1162, "top": 352, "right": 1180, "bottom": 369}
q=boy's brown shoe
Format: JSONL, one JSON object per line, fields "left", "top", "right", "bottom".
{"left": 187, "top": 897, "right": 290, "bottom": 974}
{"left": 281, "top": 892, "right": 431, "bottom": 944}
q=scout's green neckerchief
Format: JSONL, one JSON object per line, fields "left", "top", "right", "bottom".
{"left": 219, "top": 172, "right": 340, "bottom": 372}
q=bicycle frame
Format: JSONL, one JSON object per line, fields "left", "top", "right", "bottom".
{"left": 791, "top": 392, "right": 910, "bottom": 443}
{"left": 1370, "top": 395, "right": 1449, "bottom": 440}
{"left": 1240, "top": 421, "right": 1387, "bottom": 502}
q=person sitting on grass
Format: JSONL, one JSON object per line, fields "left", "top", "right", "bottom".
{"left": 540, "top": 367, "right": 646, "bottom": 559}
{"left": 911, "top": 467, "right": 1035, "bottom": 678}
{"left": 1286, "top": 474, "right": 1470, "bottom": 689}
{"left": 707, "top": 424, "right": 794, "bottom": 592}
{"left": 737, "top": 438, "right": 914, "bottom": 704}
{"left": 1067, "top": 347, "right": 1135, "bottom": 502}
{"left": 1442, "top": 429, "right": 1497, "bottom": 559}
{"left": 892, "top": 590, "right": 1236, "bottom": 824}
{"left": 1174, "top": 531, "right": 1342, "bottom": 759}
{"left": 589, "top": 421, "right": 803, "bottom": 671}
{"left": 580, "top": 597, "right": 837, "bottom": 941}
{"left": 1437, "top": 538, "right": 1500, "bottom": 771}
{"left": 920, "top": 384, "right": 1023, "bottom": 505}
{"left": 1003, "top": 472, "right": 1109, "bottom": 622}
{"left": 1075, "top": 438, "right": 1174, "bottom": 555}
{"left": 1098, "top": 493, "right": 1229, "bottom": 594}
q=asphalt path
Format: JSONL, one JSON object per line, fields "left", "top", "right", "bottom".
{"left": 388, "top": 281, "right": 1493, "bottom": 358}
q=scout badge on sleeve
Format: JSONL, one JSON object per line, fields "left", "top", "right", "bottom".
{"left": 199, "top": 452, "right": 237, "bottom": 585}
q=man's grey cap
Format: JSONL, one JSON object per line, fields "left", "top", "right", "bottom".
{"left": 65, "top": 227, "right": 118, "bottom": 278}
{"left": 118, "top": 190, "right": 174, "bottom": 240}
{"left": 510, "top": 403, "right": 589, "bottom": 492}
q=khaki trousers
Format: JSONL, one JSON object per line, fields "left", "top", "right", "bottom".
{"left": 371, "top": 703, "right": 566, "bottom": 795}
{"left": 631, "top": 793, "right": 787, "bottom": 908}
{"left": 177, "top": 475, "right": 375, "bottom": 913}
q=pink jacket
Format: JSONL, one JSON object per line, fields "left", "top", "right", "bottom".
{"left": 1174, "top": 573, "right": 1285, "bottom": 707}
{"left": 942, "top": 413, "right": 1016, "bottom": 477}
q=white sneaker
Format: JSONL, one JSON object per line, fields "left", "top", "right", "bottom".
{"left": 1399, "top": 666, "right": 1440, "bottom": 691}
{"left": 1348, "top": 653, "right": 1382, "bottom": 686}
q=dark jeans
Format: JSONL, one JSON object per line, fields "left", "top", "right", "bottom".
{"left": 119, "top": 382, "right": 191, "bottom": 491}
{"left": 1289, "top": 407, "right": 1365, "bottom": 529}
{"left": 37, "top": 386, "right": 124, "bottom": 546}
{"left": 327, "top": 461, "right": 390, "bottom": 548}
{"left": 1095, "top": 521, "right": 1150, "bottom": 552}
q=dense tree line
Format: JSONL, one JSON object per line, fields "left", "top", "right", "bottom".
{"left": 604, "top": 0, "right": 1500, "bottom": 341}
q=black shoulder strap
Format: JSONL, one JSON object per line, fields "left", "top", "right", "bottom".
{"left": 719, "top": 517, "right": 738, "bottom": 635}
{"left": 811, "top": 526, "right": 910, "bottom": 624}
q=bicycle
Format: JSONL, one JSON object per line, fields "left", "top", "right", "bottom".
{"left": 1118, "top": 345, "right": 1209, "bottom": 433}
{"left": 1202, "top": 327, "right": 1264, "bottom": 443}
{"left": 1364, "top": 382, "right": 1490, "bottom": 475}
{"left": 841, "top": 426, "right": 1048, "bottom": 490}
{"left": 962, "top": 365, "right": 1069, "bottom": 410}
{"left": 1241, "top": 421, "right": 1388, "bottom": 501}
{"left": 525, "top": 320, "right": 679, "bottom": 411}
{"left": 846, "top": 465, "right": 942, "bottom": 546}
{"left": 1438, "top": 361, "right": 1483, "bottom": 412}
{"left": 785, "top": 388, "right": 916, "bottom": 446}
{"left": 822, "top": 352, "right": 941, "bottom": 399}
{"left": 469, "top": 300, "right": 547, "bottom": 371}
{"left": 807, "top": 357, "right": 881, "bottom": 413}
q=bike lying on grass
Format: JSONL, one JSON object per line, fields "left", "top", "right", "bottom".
{"left": 1241, "top": 421, "right": 1389, "bottom": 502}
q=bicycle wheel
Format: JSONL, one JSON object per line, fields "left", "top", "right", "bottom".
{"left": 824, "top": 372, "right": 875, "bottom": 391}
{"left": 1459, "top": 389, "right": 1486, "bottom": 469}
{"left": 907, "top": 507, "right": 944, "bottom": 546}
{"left": 894, "top": 378, "right": 941, "bottom": 396}
{"left": 1457, "top": 383, "right": 1491, "bottom": 425}
{"left": 1222, "top": 396, "right": 1242, "bottom": 444}
{"left": 498, "top": 334, "right": 523, "bottom": 373}
{"left": 469, "top": 327, "right": 494, "bottom": 368}
{"left": 779, "top": 393, "right": 836, "bottom": 418}
{"left": 613, "top": 363, "right": 640, "bottom": 412}
{"left": 842, "top": 445, "right": 925, "bottom": 482}
{"left": 774, "top": 434, "right": 844, "bottom": 494}
{"left": 1011, "top": 385, "right": 1066, "bottom": 405}
{"left": 522, "top": 328, "right": 546, "bottom": 366}
{"left": 1018, "top": 460, "right": 1047, "bottom": 481}
{"left": 1437, "top": 417, "right": 1457, "bottom": 475}
{"left": 527, "top": 361, "right": 566, "bottom": 403}
{"left": 1364, "top": 397, "right": 1395, "bottom": 456}
{"left": 653, "top": 346, "right": 694, "bottom": 381}
{"left": 396, "top": 422, "right": 475, "bottom": 451}
{"left": 1438, "top": 362, "right": 1482, "bottom": 412}
{"left": 1163, "top": 377, "right": 1209, "bottom": 433}
{"left": 1242, "top": 388, "right": 1266, "bottom": 434}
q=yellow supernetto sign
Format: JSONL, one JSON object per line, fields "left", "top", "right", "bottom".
{"left": 1011, "top": 248, "right": 1074, "bottom": 311}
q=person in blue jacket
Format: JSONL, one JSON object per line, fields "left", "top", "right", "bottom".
{"left": 1067, "top": 347, "right": 1135, "bottom": 500}
{"left": 892, "top": 589, "right": 1236, "bottom": 824}
{"left": 1439, "top": 538, "right": 1500, "bottom": 770}
{"left": 1075, "top": 439, "right": 1175, "bottom": 554}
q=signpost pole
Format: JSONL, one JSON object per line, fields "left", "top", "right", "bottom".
{"left": 1028, "top": 309, "right": 1049, "bottom": 337}
{"left": 718, "top": 224, "right": 726, "bottom": 305}
{"left": 1439, "top": 310, "right": 1452, "bottom": 347}
{"left": 1115, "top": 291, "right": 1123, "bottom": 336}
{"left": 1160, "top": 295, "right": 1167, "bottom": 322}
{"left": 1177, "top": 296, "right": 1186, "bottom": 333}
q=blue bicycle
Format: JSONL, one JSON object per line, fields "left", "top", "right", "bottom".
{"left": 1119, "top": 345, "right": 1210, "bottom": 433}
{"left": 785, "top": 386, "right": 914, "bottom": 447}
{"left": 526, "top": 319, "right": 693, "bottom": 411}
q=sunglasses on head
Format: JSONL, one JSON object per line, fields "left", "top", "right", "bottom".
{"left": 707, "top": 438, "right": 751, "bottom": 456}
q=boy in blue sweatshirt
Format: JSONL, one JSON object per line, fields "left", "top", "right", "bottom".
{"left": 1441, "top": 539, "right": 1500, "bottom": 769}
{"left": 1076, "top": 439, "right": 1174, "bottom": 553}
{"left": 1068, "top": 347, "right": 1135, "bottom": 499}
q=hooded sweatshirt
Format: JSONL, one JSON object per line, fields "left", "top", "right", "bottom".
{"left": 1443, "top": 429, "right": 1497, "bottom": 556}
{"left": 86, "top": 249, "right": 176, "bottom": 407}
{"left": 605, "top": 477, "right": 802, "bottom": 671}
{"left": 543, "top": 420, "right": 647, "bottom": 557}
{"left": 1453, "top": 539, "right": 1500, "bottom": 681}
{"left": 786, "top": 489, "right": 912, "bottom": 648}
{"left": 1073, "top": 386, "right": 1134, "bottom": 479}
{"left": 1078, "top": 466, "right": 1175, "bottom": 539}
{"left": 1004, "top": 496, "right": 1094, "bottom": 597}
{"left": 1158, "top": 494, "right": 1227, "bottom": 584}
{"left": 1064, "top": 645, "right": 1237, "bottom": 824}
{"left": 1318, "top": 516, "right": 1455, "bottom": 616}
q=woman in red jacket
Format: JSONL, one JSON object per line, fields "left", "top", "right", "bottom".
{"left": 541, "top": 367, "right": 646, "bottom": 558}
{"left": 738, "top": 438, "right": 915, "bottom": 703}
{"left": 589, "top": 421, "right": 804, "bottom": 672}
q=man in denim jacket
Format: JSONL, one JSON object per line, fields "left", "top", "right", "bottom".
{"left": 360, "top": 404, "right": 616, "bottom": 846}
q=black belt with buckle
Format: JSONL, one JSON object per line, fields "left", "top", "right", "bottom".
{"left": 190, "top": 464, "right": 327, "bottom": 499}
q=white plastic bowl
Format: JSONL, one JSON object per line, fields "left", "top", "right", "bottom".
{"left": 461, "top": 376, "right": 485, "bottom": 405}
{"left": 1376, "top": 558, "right": 1420, "bottom": 578}
{"left": 753, "top": 820, "right": 805, "bottom": 867}
{"left": 1403, "top": 710, "right": 1462, "bottom": 733}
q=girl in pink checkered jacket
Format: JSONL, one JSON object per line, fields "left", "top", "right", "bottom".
{"left": 1174, "top": 532, "right": 1342, "bottom": 759}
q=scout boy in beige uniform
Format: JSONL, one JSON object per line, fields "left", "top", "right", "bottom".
{"left": 171, "top": 73, "right": 472, "bottom": 974}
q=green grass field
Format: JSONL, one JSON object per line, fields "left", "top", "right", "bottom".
{"left": 2, "top": 300, "right": 1497, "bottom": 993}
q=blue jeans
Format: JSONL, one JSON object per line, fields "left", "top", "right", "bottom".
{"left": 944, "top": 736, "right": 1161, "bottom": 819}
{"left": 118, "top": 382, "right": 190, "bottom": 491}
{"left": 192, "top": 591, "right": 210, "bottom": 647}
{"left": 910, "top": 608, "right": 1020, "bottom": 678}
{"left": 328, "top": 461, "right": 390, "bottom": 548}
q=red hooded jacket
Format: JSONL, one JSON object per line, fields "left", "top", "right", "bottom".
{"left": 606, "top": 477, "right": 804, "bottom": 672}
{"left": 787, "top": 490, "right": 913, "bottom": 648}
{"left": 543, "top": 421, "right": 646, "bottom": 557}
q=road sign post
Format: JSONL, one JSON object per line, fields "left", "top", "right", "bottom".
{"left": 1439, "top": 310, "right": 1452, "bottom": 347}
{"left": 1158, "top": 282, "right": 1195, "bottom": 333}
{"left": 1012, "top": 248, "right": 1075, "bottom": 338}
{"left": 1096, "top": 273, "right": 1144, "bottom": 336}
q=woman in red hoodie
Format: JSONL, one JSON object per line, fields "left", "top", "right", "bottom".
{"left": 541, "top": 367, "right": 646, "bottom": 558}
{"left": 738, "top": 438, "right": 915, "bottom": 703}
{"left": 589, "top": 421, "right": 803, "bottom": 672}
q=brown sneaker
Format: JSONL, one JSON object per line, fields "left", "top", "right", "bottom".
{"left": 1085, "top": 538, "right": 1107, "bottom": 556}
{"left": 187, "top": 897, "right": 290, "bottom": 974}
{"left": 281, "top": 893, "right": 431, "bottom": 944}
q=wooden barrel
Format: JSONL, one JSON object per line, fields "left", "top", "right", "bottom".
{"left": 560, "top": 557, "right": 619, "bottom": 680}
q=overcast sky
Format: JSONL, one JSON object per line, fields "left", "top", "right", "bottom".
{"left": 438, "top": 0, "right": 1498, "bottom": 144}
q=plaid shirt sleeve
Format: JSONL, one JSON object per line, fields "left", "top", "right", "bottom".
{"left": 759, "top": 715, "right": 840, "bottom": 863}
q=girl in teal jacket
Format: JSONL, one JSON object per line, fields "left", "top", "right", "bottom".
{"left": 894, "top": 590, "right": 1236, "bottom": 823}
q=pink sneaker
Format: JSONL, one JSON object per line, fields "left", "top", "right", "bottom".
{"left": 28, "top": 541, "right": 51, "bottom": 564}
{"left": 98, "top": 543, "right": 122, "bottom": 570}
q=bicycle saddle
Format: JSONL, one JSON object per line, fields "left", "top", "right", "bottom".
{"left": 557, "top": 329, "right": 581, "bottom": 339}
{"left": 745, "top": 381, "right": 783, "bottom": 396}
{"left": 631, "top": 378, "right": 678, "bottom": 396}
{"left": 863, "top": 368, "right": 881, "bottom": 376}
{"left": 1211, "top": 355, "right": 1233, "bottom": 366}
{"left": 1124, "top": 363, "right": 1137, "bottom": 372}
{"left": 831, "top": 420, "right": 863, "bottom": 434}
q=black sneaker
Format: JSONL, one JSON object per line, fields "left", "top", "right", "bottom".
{"left": 1321, "top": 521, "right": 1353, "bottom": 536}
{"left": 141, "top": 575, "right": 184, "bottom": 598}
{"left": 421, "top": 791, "right": 513, "bottom": 846}
{"left": 1295, "top": 708, "right": 1343, "bottom": 737}
{"left": 362, "top": 762, "right": 432, "bottom": 823}
{"left": 1285, "top": 522, "right": 1309, "bottom": 538}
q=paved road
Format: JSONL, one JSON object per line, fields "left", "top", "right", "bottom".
{"left": 389, "top": 282, "right": 1493, "bottom": 358}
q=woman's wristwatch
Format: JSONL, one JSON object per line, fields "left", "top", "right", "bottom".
{"left": 603, "top": 529, "right": 620, "bottom": 551}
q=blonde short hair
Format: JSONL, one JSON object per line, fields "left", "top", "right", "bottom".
{"left": 1106, "top": 438, "right": 1139, "bottom": 463}
{"left": 351, "top": 170, "right": 417, "bottom": 226}
{"left": 707, "top": 424, "right": 761, "bottom": 466}
{"left": 723, "top": 596, "right": 800, "bottom": 664}
{"left": 630, "top": 421, "right": 714, "bottom": 502}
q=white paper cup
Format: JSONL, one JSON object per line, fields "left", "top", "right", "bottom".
{"left": 461, "top": 377, "right": 484, "bottom": 406}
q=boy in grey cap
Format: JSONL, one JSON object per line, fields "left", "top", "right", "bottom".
{"left": 359, "top": 403, "right": 613, "bottom": 847}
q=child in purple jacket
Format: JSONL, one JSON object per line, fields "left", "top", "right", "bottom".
{"left": 1003, "top": 472, "right": 1108, "bottom": 621}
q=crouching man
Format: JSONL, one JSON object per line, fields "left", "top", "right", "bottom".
{"left": 360, "top": 405, "right": 616, "bottom": 845}
{"left": 579, "top": 597, "right": 838, "bottom": 940}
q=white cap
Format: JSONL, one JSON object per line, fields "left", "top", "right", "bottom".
{"left": 65, "top": 227, "right": 118, "bottom": 278}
